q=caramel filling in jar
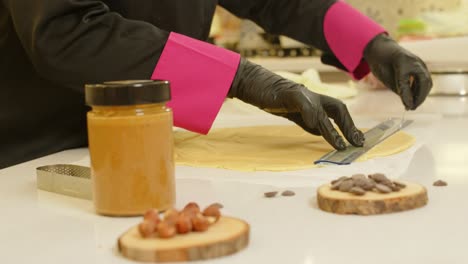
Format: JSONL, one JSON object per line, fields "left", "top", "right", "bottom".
{"left": 86, "top": 80, "right": 175, "bottom": 216}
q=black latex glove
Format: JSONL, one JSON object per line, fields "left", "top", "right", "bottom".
{"left": 228, "top": 58, "right": 364, "bottom": 150}
{"left": 364, "top": 34, "right": 433, "bottom": 110}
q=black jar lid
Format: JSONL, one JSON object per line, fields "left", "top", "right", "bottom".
{"left": 85, "top": 80, "right": 171, "bottom": 106}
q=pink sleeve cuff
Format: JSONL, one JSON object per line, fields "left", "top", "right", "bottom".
{"left": 151, "top": 32, "right": 241, "bottom": 134}
{"left": 323, "top": 1, "right": 386, "bottom": 79}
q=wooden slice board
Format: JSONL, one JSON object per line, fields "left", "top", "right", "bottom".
{"left": 317, "top": 181, "right": 428, "bottom": 215}
{"left": 118, "top": 216, "right": 249, "bottom": 262}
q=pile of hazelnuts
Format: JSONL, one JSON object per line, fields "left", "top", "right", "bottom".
{"left": 138, "top": 202, "right": 223, "bottom": 239}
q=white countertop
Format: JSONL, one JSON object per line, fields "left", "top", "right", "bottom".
{"left": 1, "top": 89, "right": 468, "bottom": 264}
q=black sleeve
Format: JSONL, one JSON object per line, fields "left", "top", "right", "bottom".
{"left": 3, "top": 0, "right": 170, "bottom": 91}
{"left": 218, "top": 0, "right": 337, "bottom": 52}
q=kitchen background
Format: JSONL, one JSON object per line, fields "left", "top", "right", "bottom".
{"left": 210, "top": 0, "right": 468, "bottom": 54}
{"left": 208, "top": 0, "right": 468, "bottom": 88}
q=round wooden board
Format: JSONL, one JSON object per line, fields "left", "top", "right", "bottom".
{"left": 118, "top": 216, "right": 249, "bottom": 262}
{"left": 317, "top": 181, "right": 428, "bottom": 215}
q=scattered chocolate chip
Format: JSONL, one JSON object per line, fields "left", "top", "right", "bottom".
{"left": 281, "top": 190, "right": 296, "bottom": 197}
{"left": 433, "top": 180, "right": 448, "bottom": 187}
{"left": 339, "top": 179, "right": 354, "bottom": 192}
{"left": 264, "top": 191, "right": 278, "bottom": 198}
{"left": 375, "top": 183, "right": 392, "bottom": 194}
{"left": 349, "top": 187, "right": 366, "bottom": 196}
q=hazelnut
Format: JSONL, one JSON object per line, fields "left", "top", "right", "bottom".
{"left": 157, "top": 221, "right": 177, "bottom": 239}
{"left": 163, "top": 209, "right": 179, "bottom": 224}
{"left": 175, "top": 214, "right": 193, "bottom": 234}
{"left": 192, "top": 213, "right": 210, "bottom": 232}
{"left": 182, "top": 202, "right": 200, "bottom": 217}
{"left": 138, "top": 220, "right": 156, "bottom": 238}
{"left": 183, "top": 202, "right": 200, "bottom": 212}
{"left": 143, "top": 208, "right": 160, "bottom": 225}
{"left": 202, "top": 204, "right": 222, "bottom": 222}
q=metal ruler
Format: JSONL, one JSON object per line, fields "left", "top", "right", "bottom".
{"left": 314, "top": 118, "right": 413, "bottom": 165}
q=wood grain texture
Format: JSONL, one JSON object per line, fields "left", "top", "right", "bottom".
{"left": 118, "top": 216, "right": 249, "bottom": 262}
{"left": 317, "top": 181, "right": 428, "bottom": 215}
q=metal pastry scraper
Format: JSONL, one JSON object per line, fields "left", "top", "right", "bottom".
{"left": 314, "top": 118, "right": 413, "bottom": 165}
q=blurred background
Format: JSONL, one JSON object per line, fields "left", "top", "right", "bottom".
{"left": 210, "top": 0, "right": 468, "bottom": 55}
{"left": 208, "top": 0, "right": 468, "bottom": 86}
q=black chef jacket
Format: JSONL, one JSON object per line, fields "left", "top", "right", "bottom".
{"left": 0, "top": 0, "right": 336, "bottom": 169}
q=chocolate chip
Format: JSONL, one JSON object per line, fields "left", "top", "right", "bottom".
{"left": 352, "top": 178, "right": 364, "bottom": 187}
{"left": 353, "top": 178, "right": 366, "bottom": 187}
{"left": 331, "top": 181, "right": 343, "bottom": 190}
{"left": 375, "top": 183, "right": 392, "bottom": 193}
{"left": 331, "top": 174, "right": 406, "bottom": 195}
{"left": 362, "top": 180, "right": 376, "bottom": 191}
{"left": 281, "top": 190, "right": 295, "bottom": 197}
{"left": 331, "top": 176, "right": 348, "bottom": 185}
{"left": 393, "top": 181, "right": 407, "bottom": 188}
{"left": 381, "top": 179, "right": 394, "bottom": 187}
{"left": 369, "top": 173, "right": 389, "bottom": 183}
{"left": 367, "top": 178, "right": 377, "bottom": 185}
{"left": 433, "top": 180, "right": 448, "bottom": 187}
{"left": 351, "top": 174, "right": 367, "bottom": 181}
{"left": 349, "top": 186, "right": 366, "bottom": 196}
{"left": 339, "top": 179, "right": 354, "bottom": 192}
{"left": 389, "top": 183, "right": 401, "bottom": 192}
{"left": 264, "top": 191, "right": 278, "bottom": 198}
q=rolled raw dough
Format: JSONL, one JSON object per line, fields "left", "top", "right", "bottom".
{"left": 174, "top": 125, "right": 415, "bottom": 171}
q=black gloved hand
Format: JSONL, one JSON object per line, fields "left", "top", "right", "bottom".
{"left": 228, "top": 58, "right": 364, "bottom": 150}
{"left": 364, "top": 34, "right": 433, "bottom": 110}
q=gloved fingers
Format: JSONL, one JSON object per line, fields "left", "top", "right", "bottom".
{"left": 412, "top": 69, "right": 433, "bottom": 109}
{"left": 301, "top": 107, "right": 347, "bottom": 150}
{"left": 392, "top": 50, "right": 433, "bottom": 110}
{"left": 396, "top": 71, "right": 415, "bottom": 110}
{"left": 283, "top": 113, "right": 321, "bottom": 136}
{"left": 368, "top": 63, "right": 396, "bottom": 95}
{"left": 317, "top": 113, "right": 348, "bottom": 150}
{"left": 320, "top": 96, "right": 365, "bottom": 147}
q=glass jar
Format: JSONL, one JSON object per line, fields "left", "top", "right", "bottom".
{"left": 85, "top": 80, "right": 175, "bottom": 216}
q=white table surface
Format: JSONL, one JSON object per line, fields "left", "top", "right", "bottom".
{"left": 1, "top": 89, "right": 468, "bottom": 264}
